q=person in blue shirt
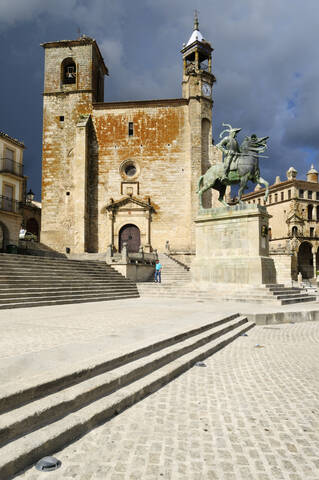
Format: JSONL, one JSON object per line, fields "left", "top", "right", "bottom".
{"left": 155, "top": 260, "right": 162, "bottom": 283}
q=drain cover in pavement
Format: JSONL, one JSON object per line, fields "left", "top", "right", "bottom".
{"left": 35, "top": 456, "right": 62, "bottom": 472}
{"left": 195, "top": 361, "right": 207, "bottom": 367}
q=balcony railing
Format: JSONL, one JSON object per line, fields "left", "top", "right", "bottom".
{"left": 0, "top": 157, "right": 23, "bottom": 176}
{"left": 0, "top": 195, "right": 21, "bottom": 213}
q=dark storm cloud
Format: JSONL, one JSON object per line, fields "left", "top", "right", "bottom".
{"left": 0, "top": 0, "right": 318, "bottom": 199}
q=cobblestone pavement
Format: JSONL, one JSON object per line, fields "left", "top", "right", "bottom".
{"left": 19, "top": 321, "right": 319, "bottom": 480}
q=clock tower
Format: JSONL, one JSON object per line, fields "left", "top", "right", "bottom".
{"left": 181, "top": 12, "right": 216, "bottom": 211}
{"left": 181, "top": 12, "right": 215, "bottom": 100}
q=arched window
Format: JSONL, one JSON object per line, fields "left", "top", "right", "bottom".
{"left": 307, "top": 204, "right": 313, "bottom": 220}
{"left": 61, "top": 58, "right": 76, "bottom": 85}
{"left": 268, "top": 227, "right": 272, "bottom": 240}
{"left": 292, "top": 226, "right": 298, "bottom": 237}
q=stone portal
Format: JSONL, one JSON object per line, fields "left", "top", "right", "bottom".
{"left": 191, "top": 204, "right": 276, "bottom": 287}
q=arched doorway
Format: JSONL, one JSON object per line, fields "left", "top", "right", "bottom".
{"left": 119, "top": 224, "right": 140, "bottom": 253}
{"left": 298, "top": 241, "right": 313, "bottom": 278}
{"left": 26, "top": 218, "right": 39, "bottom": 240}
{"left": 0, "top": 222, "right": 9, "bottom": 252}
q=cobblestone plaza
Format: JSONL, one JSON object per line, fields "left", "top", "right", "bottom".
{"left": 18, "top": 312, "right": 319, "bottom": 480}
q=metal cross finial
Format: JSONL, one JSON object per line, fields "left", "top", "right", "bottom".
{"left": 193, "top": 9, "right": 199, "bottom": 31}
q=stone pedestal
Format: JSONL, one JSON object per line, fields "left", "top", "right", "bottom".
{"left": 192, "top": 204, "right": 276, "bottom": 287}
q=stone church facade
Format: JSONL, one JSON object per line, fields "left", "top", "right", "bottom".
{"left": 40, "top": 18, "right": 220, "bottom": 255}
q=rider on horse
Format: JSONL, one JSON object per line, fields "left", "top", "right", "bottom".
{"left": 215, "top": 123, "right": 241, "bottom": 182}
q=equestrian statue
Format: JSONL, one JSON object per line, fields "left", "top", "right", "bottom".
{"left": 197, "top": 123, "right": 270, "bottom": 208}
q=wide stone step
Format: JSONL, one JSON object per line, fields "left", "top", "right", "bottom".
{"left": 0, "top": 292, "right": 140, "bottom": 310}
{"left": 0, "top": 270, "right": 120, "bottom": 277}
{"left": 0, "top": 287, "right": 138, "bottom": 301}
{"left": 0, "top": 314, "right": 253, "bottom": 478}
{"left": 0, "top": 276, "right": 126, "bottom": 283}
{"left": 280, "top": 295, "right": 316, "bottom": 305}
{"left": 0, "top": 258, "right": 107, "bottom": 265}
{"left": 0, "top": 267, "right": 120, "bottom": 276}
{"left": 0, "top": 280, "right": 136, "bottom": 289}
{"left": 0, "top": 288, "right": 139, "bottom": 303}
{"left": 138, "top": 288, "right": 317, "bottom": 304}
{"left": 0, "top": 284, "right": 136, "bottom": 294}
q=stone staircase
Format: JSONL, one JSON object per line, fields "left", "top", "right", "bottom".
{"left": 138, "top": 254, "right": 316, "bottom": 305}
{"left": 0, "top": 254, "right": 139, "bottom": 309}
{"left": 0, "top": 313, "right": 254, "bottom": 478}
{"left": 138, "top": 253, "right": 191, "bottom": 286}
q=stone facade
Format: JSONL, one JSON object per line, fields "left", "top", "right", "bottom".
{"left": 242, "top": 166, "right": 319, "bottom": 280}
{"left": 40, "top": 25, "right": 222, "bottom": 256}
{"left": 0, "top": 131, "right": 26, "bottom": 250}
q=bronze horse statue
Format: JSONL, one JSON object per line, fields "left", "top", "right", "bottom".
{"left": 197, "top": 131, "right": 270, "bottom": 208}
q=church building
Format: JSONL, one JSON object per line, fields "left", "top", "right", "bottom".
{"left": 40, "top": 15, "right": 220, "bottom": 255}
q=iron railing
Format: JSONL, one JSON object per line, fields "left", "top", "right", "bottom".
{"left": 0, "top": 157, "right": 23, "bottom": 176}
{"left": 0, "top": 195, "right": 21, "bottom": 213}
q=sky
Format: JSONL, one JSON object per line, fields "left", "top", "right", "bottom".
{"left": 0, "top": 0, "right": 318, "bottom": 200}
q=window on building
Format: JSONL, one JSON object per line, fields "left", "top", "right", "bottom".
{"left": 292, "top": 226, "right": 298, "bottom": 237}
{"left": 310, "top": 227, "right": 314, "bottom": 237}
{"left": 316, "top": 192, "right": 319, "bottom": 201}
{"left": 3, "top": 184, "right": 14, "bottom": 212}
{"left": 258, "top": 198, "right": 261, "bottom": 204}
{"left": 307, "top": 204, "right": 313, "bottom": 220}
{"left": 317, "top": 206, "right": 319, "bottom": 221}
{"left": 128, "top": 122, "right": 134, "bottom": 136}
{"left": 268, "top": 227, "right": 272, "bottom": 240}
{"left": 308, "top": 190, "right": 313, "bottom": 199}
{"left": 275, "top": 193, "right": 278, "bottom": 203}
{"left": 299, "top": 189, "right": 304, "bottom": 198}
{"left": 281, "top": 191, "right": 284, "bottom": 201}
{"left": 4, "top": 148, "right": 14, "bottom": 173}
{"left": 269, "top": 195, "right": 272, "bottom": 203}
{"left": 124, "top": 164, "right": 137, "bottom": 176}
{"left": 62, "top": 58, "right": 76, "bottom": 85}
{"left": 288, "top": 189, "right": 291, "bottom": 199}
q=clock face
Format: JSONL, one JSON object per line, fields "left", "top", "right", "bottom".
{"left": 202, "top": 83, "right": 211, "bottom": 97}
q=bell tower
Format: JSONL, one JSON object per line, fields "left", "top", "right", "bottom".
{"left": 40, "top": 35, "right": 108, "bottom": 252}
{"left": 181, "top": 12, "right": 215, "bottom": 101}
{"left": 182, "top": 13, "right": 216, "bottom": 218}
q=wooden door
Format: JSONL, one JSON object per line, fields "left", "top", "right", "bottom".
{"left": 119, "top": 224, "right": 140, "bottom": 253}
